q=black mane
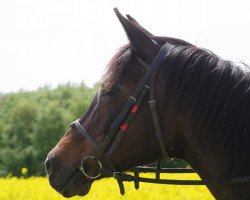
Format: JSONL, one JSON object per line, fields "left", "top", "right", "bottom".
{"left": 163, "top": 45, "right": 250, "bottom": 176}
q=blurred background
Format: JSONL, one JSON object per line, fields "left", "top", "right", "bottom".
{"left": 0, "top": 0, "right": 249, "bottom": 177}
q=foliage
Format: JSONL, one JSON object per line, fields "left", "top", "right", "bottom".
{"left": 0, "top": 83, "right": 96, "bottom": 176}
{"left": 0, "top": 174, "right": 214, "bottom": 200}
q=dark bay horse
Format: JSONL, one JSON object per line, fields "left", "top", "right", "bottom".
{"left": 45, "top": 9, "right": 250, "bottom": 200}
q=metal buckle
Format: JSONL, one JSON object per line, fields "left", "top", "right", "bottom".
{"left": 69, "top": 122, "right": 75, "bottom": 127}
{"left": 148, "top": 100, "right": 156, "bottom": 104}
{"left": 70, "top": 119, "right": 78, "bottom": 127}
{"left": 79, "top": 156, "right": 102, "bottom": 179}
{"left": 113, "top": 171, "right": 119, "bottom": 178}
{"left": 129, "top": 96, "right": 137, "bottom": 103}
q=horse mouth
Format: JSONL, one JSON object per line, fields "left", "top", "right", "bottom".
{"left": 50, "top": 170, "right": 93, "bottom": 198}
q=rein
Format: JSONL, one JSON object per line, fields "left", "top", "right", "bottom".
{"left": 70, "top": 43, "right": 250, "bottom": 195}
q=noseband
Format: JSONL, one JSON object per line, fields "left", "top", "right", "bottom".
{"left": 70, "top": 43, "right": 250, "bottom": 195}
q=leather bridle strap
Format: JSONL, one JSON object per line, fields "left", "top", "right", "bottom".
{"left": 97, "top": 43, "right": 174, "bottom": 157}
{"left": 114, "top": 172, "right": 250, "bottom": 186}
{"left": 107, "top": 85, "right": 149, "bottom": 155}
{"left": 130, "top": 43, "right": 174, "bottom": 100}
{"left": 98, "top": 43, "right": 174, "bottom": 195}
{"left": 70, "top": 119, "right": 100, "bottom": 148}
{"left": 149, "top": 71, "right": 170, "bottom": 160}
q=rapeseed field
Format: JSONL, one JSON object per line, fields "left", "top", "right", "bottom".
{"left": 0, "top": 173, "right": 214, "bottom": 200}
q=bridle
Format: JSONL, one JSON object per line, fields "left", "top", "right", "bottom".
{"left": 70, "top": 43, "right": 250, "bottom": 195}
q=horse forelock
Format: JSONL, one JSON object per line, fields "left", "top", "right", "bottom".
{"left": 100, "top": 44, "right": 132, "bottom": 93}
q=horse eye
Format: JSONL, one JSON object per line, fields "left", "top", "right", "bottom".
{"left": 101, "top": 85, "right": 120, "bottom": 98}
{"left": 106, "top": 88, "right": 117, "bottom": 97}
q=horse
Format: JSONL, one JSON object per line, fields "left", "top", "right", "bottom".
{"left": 45, "top": 9, "right": 250, "bottom": 200}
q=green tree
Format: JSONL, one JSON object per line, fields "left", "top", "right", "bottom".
{"left": 0, "top": 101, "right": 38, "bottom": 176}
{"left": 0, "top": 82, "right": 102, "bottom": 176}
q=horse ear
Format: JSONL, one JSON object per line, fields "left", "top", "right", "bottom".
{"left": 126, "top": 14, "right": 153, "bottom": 36}
{"left": 114, "top": 8, "right": 159, "bottom": 62}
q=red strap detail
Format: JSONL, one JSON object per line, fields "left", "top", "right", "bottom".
{"left": 120, "top": 124, "right": 128, "bottom": 131}
{"left": 131, "top": 105, "right": 139, "bottom": 113}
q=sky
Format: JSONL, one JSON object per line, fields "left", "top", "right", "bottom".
{"left": 0, "top": 0, "right": 250, "bottom": 93}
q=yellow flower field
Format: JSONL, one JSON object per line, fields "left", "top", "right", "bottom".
{"left": 0, "top": 174, "right": 214, "bottom": 200}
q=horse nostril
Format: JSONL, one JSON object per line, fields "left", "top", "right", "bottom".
{"left": 45, "top": 157, "right": 52, "bottom": 175}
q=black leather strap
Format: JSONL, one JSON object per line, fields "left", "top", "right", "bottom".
{"left": 150, "top": 43, "right": 174, "bottom": 71}
{"left": 98, "top": 43, "right": 174, "bottom": 156}
{"left": 135, "top": 56, "right": 149, "bottom": 70}
{"left": 107, "top": 85, "right": 149, "bottom": 155}
{"left": 114, "top": 171, "right": 250, "bottom": 186}
{"left": 70, "top": 119, "right": 100, "bottom": 148}
{"left": 149, "top": 72, "right": 171, "bottom": 160}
